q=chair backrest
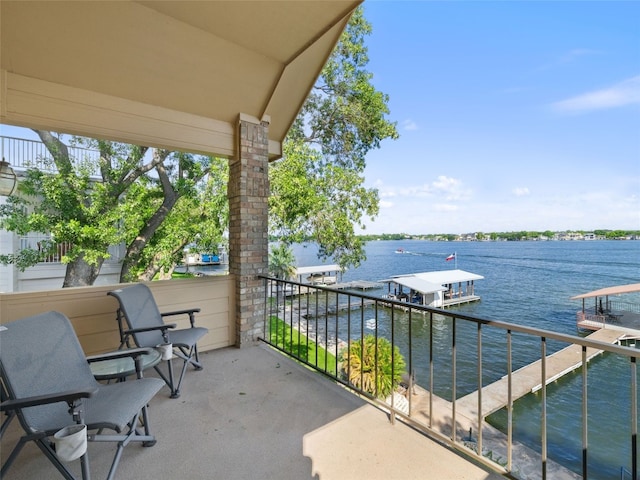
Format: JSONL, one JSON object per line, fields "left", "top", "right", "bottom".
{"left": 0, "top": 311, "right": 99, "bottom": 432}
{"left": 108, "top": 284, "right": 165, "bottom": 348}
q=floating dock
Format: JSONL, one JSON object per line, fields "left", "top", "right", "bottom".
{"left": 456, "top": 328, "right": 625, "bottom": 418}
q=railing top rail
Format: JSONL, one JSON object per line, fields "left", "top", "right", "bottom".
{"left": 261, "top": 275, "right": 640, "bottom": 359}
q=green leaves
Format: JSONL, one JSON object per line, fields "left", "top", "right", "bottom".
{"left": 270, "top": 6, "right": 398, "bottom": 269}
{"left": 339, "top": 335, "right": 406, "bottom": 399}
{"left": 268, "top": 243, "right": 296, "bottom": 280}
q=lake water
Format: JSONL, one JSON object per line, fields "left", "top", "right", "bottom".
{"left": 291, "top": 239, "right": 640, "bottom": 479}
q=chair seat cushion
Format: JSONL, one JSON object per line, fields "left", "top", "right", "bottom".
{"left": 168, "top": 327, "right": 208, "bottom": 348}
{"left": 26, "top": 378, "right": 164, "bottom": 434}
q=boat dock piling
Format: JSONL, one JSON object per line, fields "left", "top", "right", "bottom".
{"left": 456, "top": 328, "right": 625, "bottom": 419}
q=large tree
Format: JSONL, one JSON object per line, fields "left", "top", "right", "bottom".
{"left": 270, "top": 7, "right": 398, "bottom": 269}
{"left": 0, "top": 133, "right": 223, "bottom": 286}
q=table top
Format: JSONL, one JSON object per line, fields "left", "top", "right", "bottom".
{"left": 90, "top": 349, "right": 162, "bottom": 381}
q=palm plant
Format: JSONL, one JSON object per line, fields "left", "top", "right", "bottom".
{"left": 340, "top": 335, "right": 406, "bottom": 398}
{"left": 268, "top": 243, "right": 296, "bottom": 280}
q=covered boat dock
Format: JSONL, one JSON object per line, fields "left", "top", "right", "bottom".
{"left": 571, "top": 283, "right": 640, "bottom": 339}
{"left": 381, "top": 269, "right": 484, "bottom": 308}
{"left": 294, "top": 265, "right": 342, "bottom": 286}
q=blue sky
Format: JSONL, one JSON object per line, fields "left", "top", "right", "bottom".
{"left": 358, "top": 1, "right": 640, "bottom": 235}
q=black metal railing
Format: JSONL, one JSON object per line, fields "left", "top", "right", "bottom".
{"left": 260, "top": 276, "right": 639, "bottom": 480}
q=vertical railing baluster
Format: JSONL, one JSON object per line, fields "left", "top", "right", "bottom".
{"left": 315, "top": 286, "right": 319, "bottom": 367}
{"left": 305, "top": 283, "right": 310, "bottom": 362}
{"left": 262, "top": 277, "right": 268, "bottom": 340}
{"left": 429, "top": 311, "right": 433, "bottom": 429}
{"left": 335, "top": 292, "right": 339, "bottom": 377}
{"left": 507, "top": 329, "right": 513, "bottom": 473}
{"left": 374, "top": 300, "right": 379, "bottom": 399}
{"left": 288, "top": 282, "right": 294, "bottom": 356}
{"left": 408, "top": 307, "right": 413, "bottom": 416}
{"left": 582, "top": 345, "right": 588, "bottom": 479}
{"left": 346, "top": 295, "right": 351, "bottom": 381}
{"left": 452, "top": 316, "right": 457, "bottom": 443}
{"left": 477, "top": 322, "right": 483, "bottom": 455}
{"left": 390, "top": 301, "right": 396, "bottom": 424}
{"left": 632, "top": 357, "right": 638, "bottom": 480}
{"left": 359, "top": 298, "right": 365, "bottom": 396}
{"left": 296, "top": 286, "right": 301, "bottom": 359}
{"left": 324, "top": 290, "right": 329, "bottom": 372}
{"left": 541, "top": 336, "right": 547, "bottom": 480}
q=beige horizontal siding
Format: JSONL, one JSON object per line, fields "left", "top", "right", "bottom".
{"left": 0, "top": 276, "right": 235, "bottom": 355}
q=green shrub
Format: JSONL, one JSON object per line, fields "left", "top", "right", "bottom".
{"left": 340, "top": 335, "right": 406, "bottom": 398}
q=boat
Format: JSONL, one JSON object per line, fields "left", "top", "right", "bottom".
{"left": 380, "top": 269, "right": 483, "bottom": 309}
{"left": 395, "top": 248, "right": 406, "bottom": 254}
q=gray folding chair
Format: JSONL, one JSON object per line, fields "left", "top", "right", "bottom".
{"left": 0, "top": 311, "right": 164, "bottom": 480}
{"left": 108, "top": 283, "right": 208, "bottom": 398}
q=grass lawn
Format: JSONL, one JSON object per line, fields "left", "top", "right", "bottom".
{"left": 268, "top": 316, "right": 337, "bottom": 374}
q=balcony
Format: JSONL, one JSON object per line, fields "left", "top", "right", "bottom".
{"left": 1, "top": 277, "right": 638, "bottom": 480}
{"left": 1, "top": 343, "right": 504, "bottom": 480}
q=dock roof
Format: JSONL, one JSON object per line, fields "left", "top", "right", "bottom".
{"left": 381, "top": 269, "right": 484, "bottom": 295}
{"left": 390, "top": 277, "right": 446, "bottom": 295}
{"left": 412, "top": 269, "right": 484, "bottom": 285}
{"left": 570, "top": 283, "right": 640, "bottom": 300}
{"left": 295, "top": 265, "right": 342, "bottom": 276}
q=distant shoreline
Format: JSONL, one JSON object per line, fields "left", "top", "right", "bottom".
{"left": 357, "top": 231, "right": 639, "bottom": 242}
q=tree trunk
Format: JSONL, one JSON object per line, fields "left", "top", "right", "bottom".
{"left": 62, "top": 254, "right": 104, "bottom": 287}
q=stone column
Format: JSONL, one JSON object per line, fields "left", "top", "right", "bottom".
{"left": 228, "top": 114, "right": 269, "bottom": 346}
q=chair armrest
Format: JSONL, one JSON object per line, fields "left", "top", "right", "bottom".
{"left": 1, "top": 388, "right": 97, "bottom": 412}
{"left": 160, "top": 308, "right": 201, "bottom": 318}
{"left": 161, "top": 308, "right": 201, "bottom": 327}
{"left": 123, "top": 324, "right": 177, "bottom": 336}
{"left": 86, "top": 347, "right": 154, "bottom": 364}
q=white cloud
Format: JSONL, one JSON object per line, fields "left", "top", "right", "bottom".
{"left": 432, "top": 175, "right": 471, "bottom": 201}
{"left": 378, "top": 175, "right": 471, "bottom": 202}
{"left": 513, "top": 187, "right": 530, "bottom": 196}
{"left": 379, "top": 189, "right": 396, "bottom": 198}
{"left": 551, "top": 75, "right": 640, "bottom": 113}
{"left": 379, "top": 200, "right": 394, "bottom": 209}
{"left": 402, "top": 119, "right": 418, "bottom": 131}
{"left": 433, "top": 203, "right": 459, "bottom": 212}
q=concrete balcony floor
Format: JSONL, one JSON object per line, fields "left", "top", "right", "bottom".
{"left": 1, "top": 344, "right": 504, "bottom": 480}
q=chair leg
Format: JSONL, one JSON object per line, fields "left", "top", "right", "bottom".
{"left": 166, "top": 357, "right": 179, "bottom": 398}
{"left": 192, "top": 344, "right": 203, "bottom": 371}
{"left": 152, "top": 361, "right": 180, "bottom": 398}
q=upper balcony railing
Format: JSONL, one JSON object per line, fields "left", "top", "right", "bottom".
{"left": 1, "top": 135, "right": 101, "bottom": 177}
{"left": 18, "top": 234, "right": 124, "bottom": 264}
{"left": 261, "top": 276, "right": 639, "bottom": 480}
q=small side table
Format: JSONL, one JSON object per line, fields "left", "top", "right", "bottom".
{"left": 89, "top": 349, "right": 162, "bottom": 382}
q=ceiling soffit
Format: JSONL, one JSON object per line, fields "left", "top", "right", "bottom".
{"left": 0, "top": 1, "right": 361, "bottom": 158}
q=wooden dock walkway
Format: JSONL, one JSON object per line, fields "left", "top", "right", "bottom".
{"left": 456, "top": 328, "right": 625, "bottom": 418}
